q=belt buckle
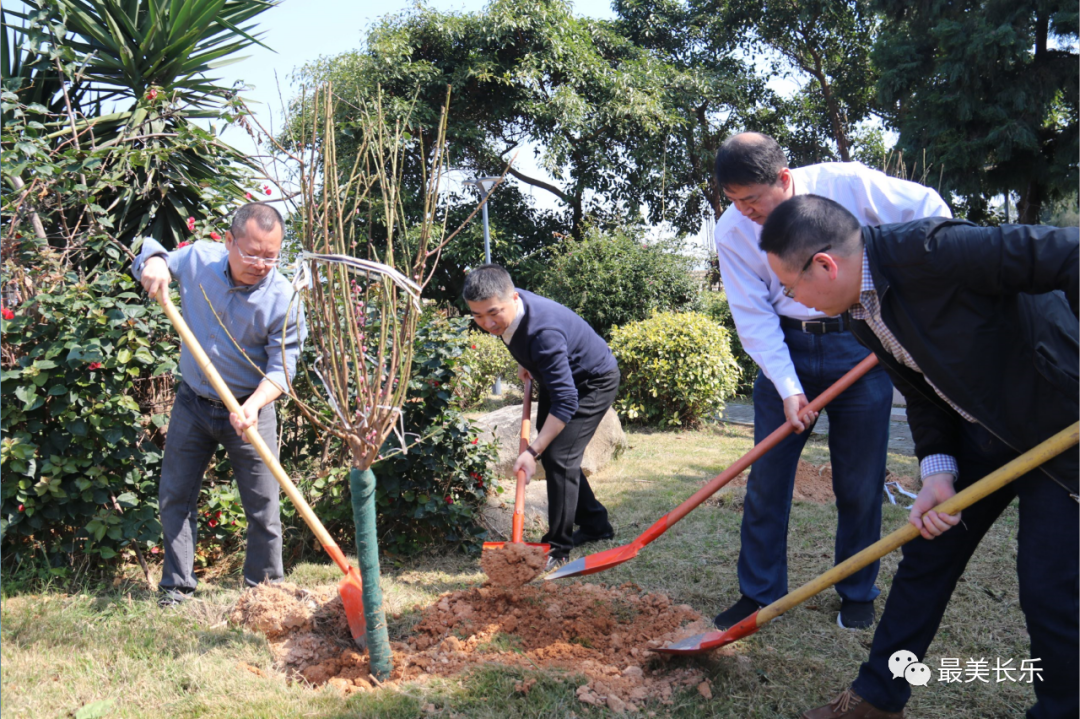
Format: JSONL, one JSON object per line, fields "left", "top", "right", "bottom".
{"left": 801, "top": 320, "right": 820, "bottom": 334}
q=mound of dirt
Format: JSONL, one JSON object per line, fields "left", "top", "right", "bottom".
{"left": 232, "top": 581, "right": 714, "bottom": 711}
{"left": 480, "top": 542, "right": 547, "bottom": 587}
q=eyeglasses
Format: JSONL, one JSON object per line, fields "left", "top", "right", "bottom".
{"left": 781, "top": 244, "right": 831, "bottom": 299}
{"left": 234, "top": 243, "right": 280, "bottom": 268}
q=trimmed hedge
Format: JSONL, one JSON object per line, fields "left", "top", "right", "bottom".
{"left": 609, "top": 311, "right": 741, "bottom": 428}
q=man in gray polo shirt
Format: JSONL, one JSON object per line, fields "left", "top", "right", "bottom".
{"left": 133, "top": 203, "right": 306, "bottom": 605}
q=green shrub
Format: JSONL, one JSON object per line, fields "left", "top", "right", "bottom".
{"left": 537, "top": 225, "right": 701, "bottom": 338}
{"left": 453, "top": 330, "right": 520, "bottom": 408}
{"left": 609, "top": 311, "right": 741, "bottom": 428}
{"left": 1, "top": 269, "right": 177, "bottom": 570}
{"left": 700, "top": 290, "right": 757, "bottom": 396}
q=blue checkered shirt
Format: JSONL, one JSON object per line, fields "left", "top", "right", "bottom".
{"left": 850, "top": 251, "right": 969, "bottom": 480}
{"left": 132, "top": 237, "right": 306, "bottom": 401}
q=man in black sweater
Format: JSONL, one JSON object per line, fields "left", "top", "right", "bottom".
{"left": 463, "top": 264, "right": 620, "bottom": 569}
{"left": 758, "top": 195, "right": 1078, "bottom": 719}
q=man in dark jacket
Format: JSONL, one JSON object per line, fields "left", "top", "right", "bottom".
{"left": 463, "top": 264, "right": 620, "bottom": 569}
{"left": 758, "top": 194, "right": 1078, "bottom": 719}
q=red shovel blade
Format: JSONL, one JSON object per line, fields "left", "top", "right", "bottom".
{"left": 481, "top": 541, "right": 551, "bottom": 552}
{"left": 544, "top": 542, "right": 641, "bottom": 580}
{"left": 653, "top": 611, "right": 762, "bottom": 655}
{"left": 338, "top": 566, "right": 367, "bottom": 650}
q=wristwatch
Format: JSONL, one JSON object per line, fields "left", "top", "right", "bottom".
{"left": 525, "top": 446, "right": 540, "bottom": 459}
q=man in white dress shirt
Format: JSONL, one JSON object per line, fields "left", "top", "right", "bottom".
{"left": 711, "top": 132, "right": 951, "bottom": 631}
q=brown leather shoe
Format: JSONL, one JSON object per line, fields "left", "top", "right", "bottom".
{"left": 801, "top": 688, "right": 904, "bottom": 719}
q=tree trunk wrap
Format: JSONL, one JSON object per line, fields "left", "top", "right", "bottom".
{"left": 350, "top": 467, "right": 392, "bottom": 679}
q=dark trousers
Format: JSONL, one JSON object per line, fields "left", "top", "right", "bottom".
{"left": 739, "top": 326, "right": 893, "bottom": 605}
{"left": 158, "top": 381, "right": 283, "bottom": 592}
{"left": 537, "top": 368, "right": 620, "bottom": 558}
{"left": 853, "top": 421, "right": 1079, "bottom": 719}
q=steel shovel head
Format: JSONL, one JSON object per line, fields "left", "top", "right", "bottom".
{"left": 654, "top": 612, "right": 761, "bottom": 655}
{"left": 338, "top": 566, "right": 367, "bottom": 650}
{"left": 544, "top": 542, "right": 641, "bottom": 581}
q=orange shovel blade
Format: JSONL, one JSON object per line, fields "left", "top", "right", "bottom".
{"left": 338, "top": 566, "right": 367, "bottom": 650}
{"left": 481, "top": 541, "right": 551, "bottom": 552}
{"left": 654, "top": 611, "right": 761, "bottom": 655}
{"left": 544, "top": 542, "right": 641, "bottom": 580}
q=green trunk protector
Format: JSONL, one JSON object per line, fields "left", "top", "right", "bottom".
{"left": 350, "top": 467, "right": 392, "bottom": 679}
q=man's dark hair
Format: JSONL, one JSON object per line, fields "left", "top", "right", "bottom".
{"left": 713, "top": 132, "right": 788, "bottom": 189}
{"left": 231, "top": 202, "right": 284, "bottom": 238}
{"left": 759, "top": 195, "right": 862, "bottom": 268}
{"left": 462, "top": 263, "right": 515, "bottom": 302}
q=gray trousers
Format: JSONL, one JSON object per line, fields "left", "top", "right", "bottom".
{"left": 158, "top": 381, "right": 283, "bottom": 592}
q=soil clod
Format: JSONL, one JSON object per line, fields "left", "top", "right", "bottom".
{"left": 480, "top": 542, "right": 547, "bottom": 587}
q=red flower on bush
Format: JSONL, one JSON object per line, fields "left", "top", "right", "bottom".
{"left": 209, "top": 231, "right": 221, "bottom": 241}
{"left": 177, "top": 241, "right": 191, "bottom": 249}
{"left": 245, "top": 192, "right": 253, "bottom": 200}
{"left": 471, "top": 438, "right": 478, "bottom": 445}
{"left": 150, "top": 546, "right": 159, "bottom": 554}
{"left": 88, "top": 362, "right": 103, "bottom": 370}
{"left": 146, "top": 88, "right": 158, "bottom": 101}
{"left": 1, "top": 307, "right": 13, "bottom": 320}
{"left": 471, "top": 344, "right": 477, "bottom": 349}
{"left": 263, "top": 184, "right": 272, "bottom": 195}
{"left": 444, "top": 495, "right": 453, "bottom": 505}
{"left": 186, "top": 217, "right": 196, "bottom": 232}
{"left": 17, "top": 504, "right": 24, "bottom": 512}
{"left": 208, "top": 519, "right": 217, "bottom": 528}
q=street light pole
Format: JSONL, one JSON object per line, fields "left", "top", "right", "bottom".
{"left": 465, "top": 176, "right": 504, "bottom": 394}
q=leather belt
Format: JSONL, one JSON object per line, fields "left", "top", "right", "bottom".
{"left": 779, "top": 312, "right": 850, "bottom": 335}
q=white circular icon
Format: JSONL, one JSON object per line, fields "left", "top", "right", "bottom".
{"left": 904, "top": 662, "right": 932, "bottom": 686}
{"left": 888, "top": 649, "right": 919, "bottom": 680}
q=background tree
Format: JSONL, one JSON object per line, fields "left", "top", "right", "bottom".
{"left": 2, "top": 0, "right": 273, "bottom": 252}
{"left": 874, "top": 0, "right": 1078, "bottom": 223}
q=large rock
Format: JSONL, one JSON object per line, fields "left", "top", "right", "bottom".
{"left": 473, "top": 403, "right": 627, "bottom": 482}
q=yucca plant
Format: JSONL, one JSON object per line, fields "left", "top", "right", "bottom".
{"left": 1, "top": 0, "right": 277, "bottom": 252}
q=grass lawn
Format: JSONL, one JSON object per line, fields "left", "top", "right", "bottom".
{"left": 1, "top": 423, "right": 1035, "bottom": 718}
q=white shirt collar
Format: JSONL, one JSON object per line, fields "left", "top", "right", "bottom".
{"left": 501, "top": 296, "right": 525, "bottom": 344}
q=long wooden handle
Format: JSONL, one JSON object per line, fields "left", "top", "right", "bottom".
{"left": 157, "top": 289, "right": 345, "bottom": 565}
{"left": 634, "top": 354, "right": 880, "bottom": 547}
{"left": 757, "top": 421, "right": 1080, "bottom": 625}
{"left": 511, "top": 378, "right": 533, "bottom": 543}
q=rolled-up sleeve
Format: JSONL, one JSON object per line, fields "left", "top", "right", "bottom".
{"left": 264, "top": 293, "right": 307, "bottom": 390}
{"left": 531, "top": 329, "right": 579, "bottom": 422}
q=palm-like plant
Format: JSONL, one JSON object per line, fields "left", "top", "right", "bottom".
{"left": 2, "top": 0, "right": 278, "bottom": 251}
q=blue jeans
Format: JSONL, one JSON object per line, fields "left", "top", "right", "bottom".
{"left": 737, "top": 326, "right": 893, "bottom": 605}
{"left": 853, "top": 422, "right": 1079, "bottom": 718}
{"left": 158, "top": 381, "right": 283, "bottom": 592}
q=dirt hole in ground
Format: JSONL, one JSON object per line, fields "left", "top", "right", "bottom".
{"left": 710, "top": 460, "right": 920, "bottom": 507}
{"left": 231, "top": 580, "right": 719, "bottom": 711}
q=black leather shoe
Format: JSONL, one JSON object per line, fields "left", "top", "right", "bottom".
{"left": 713, "top": 594, "right": 762, "bottom": 630}
{"left": 571, "top": 527, "right": 615, "bottom": 547}
{"left": 838, "top": 599, "right": 875, "bottom": 629}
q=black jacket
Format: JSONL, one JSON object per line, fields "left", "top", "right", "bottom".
{"left": 850, "top": 218, "right": 1079, "bottom": 487}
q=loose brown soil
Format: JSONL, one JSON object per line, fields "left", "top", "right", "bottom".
{"left": 231, "top": 581, "right": 716, "bottom": 711}
{"left": 480, "top": 542, "right": 547, "bottom": 587}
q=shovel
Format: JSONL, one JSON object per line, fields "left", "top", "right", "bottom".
{"left": 482, "top": 377, "right": 550, "bottom": 555}
{"left": 547, "top": 354, "right": 880, "bottom": 581}
{"left": 157, "top": 289, "right": 369, "bottom": 650}
{"left": 655, "top": 421, "right": 1080, "bottom": 655}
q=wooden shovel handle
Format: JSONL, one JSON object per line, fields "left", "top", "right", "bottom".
{"left": 157, "top": 290, "right": 348, "bottom": 572}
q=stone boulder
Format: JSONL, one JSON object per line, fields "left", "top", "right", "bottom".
{"left": 473, "top": 403, "right": 627, "bottom": 482}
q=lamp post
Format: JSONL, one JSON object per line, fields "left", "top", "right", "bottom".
{"left": 464, "top": 176, "right": 501, "bottom": 264}
{"left": 465, "top": 175, "right": 503, "bottom": 394}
